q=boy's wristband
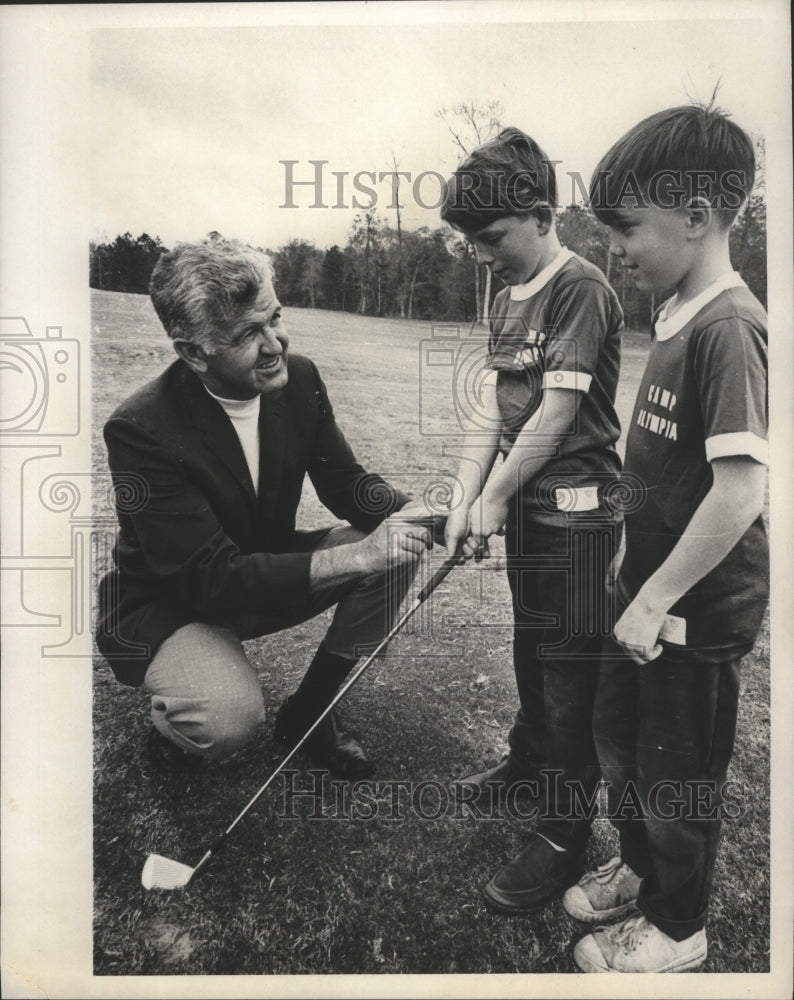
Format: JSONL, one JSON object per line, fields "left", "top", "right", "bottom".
{"left": 553, "top": 485, "right": 600, "bottom": 512}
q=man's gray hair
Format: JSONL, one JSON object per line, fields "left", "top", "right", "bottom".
{"left": 149, "top": 238, "right": 275, "bottom": 353}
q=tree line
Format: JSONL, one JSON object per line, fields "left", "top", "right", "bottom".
{"left": 89, "top": 193, "right": 766, "bottom": 331}
{"left": 89, "top": 101, "right": 767, "bottom": 330}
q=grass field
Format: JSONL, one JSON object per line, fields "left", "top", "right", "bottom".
{"left": 91, "top": 289, "right": 770, "bottom": 977}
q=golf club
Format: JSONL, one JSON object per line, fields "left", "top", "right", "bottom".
{"left": 142, "top": 534, "right": 463, "bottom": 891}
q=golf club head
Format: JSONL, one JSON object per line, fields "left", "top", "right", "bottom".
{"left": 142, "top": 853, "right": 195, "bottom": 890}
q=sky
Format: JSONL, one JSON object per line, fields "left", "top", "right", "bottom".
{"left": 90, "top": 4, "right": 785, "bottom": 253}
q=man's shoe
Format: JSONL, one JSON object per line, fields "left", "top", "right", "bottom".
{"left": 563, "top": 856, "right": 641, "bottom": 923}
{"left": 146, "top": 726, "right": 204, "bottom": 774}
{"left": 453, "top": 756, "right": 540, "bottom": 813}
{"left": 274, "top": 697, "right": 374, "bottom": 779}
{"left": 482, "top": 832, "right": 586, "bottom": 915}
{"left": 573, "top": 913, "right": 707, "bottom": 973}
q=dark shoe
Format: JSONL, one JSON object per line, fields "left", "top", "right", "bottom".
{"left": 146, "top": 726, "right": 204, "bottom": 774}
{"left": 453, "top": 756, "right": 540, "bottom": 814}
{"left": 274, "top": 697, "right": 374, "bottom": 780}
{"left": 483, "top": 832, "right": 587, "bottom": 915}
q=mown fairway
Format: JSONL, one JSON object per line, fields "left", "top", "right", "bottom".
{"left": 92, "top": 290, "right": 769, "bottom": 976}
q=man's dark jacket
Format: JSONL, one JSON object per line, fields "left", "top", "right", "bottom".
{"left": 96, "top": 355, "right": 407, "bottom": 687}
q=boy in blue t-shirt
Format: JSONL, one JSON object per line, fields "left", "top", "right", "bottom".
{"left": 440, "top": 128, "right": 625, "bottom": 914}
{"left": 564, "top": 104, "right": 768, "bottom": 973}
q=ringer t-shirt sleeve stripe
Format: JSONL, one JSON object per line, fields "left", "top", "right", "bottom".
{"left": 705, "top": 431, "right": 768, "bottom": 464}
{"left": 542, "top": 370, "right": 592, "bottom": 391}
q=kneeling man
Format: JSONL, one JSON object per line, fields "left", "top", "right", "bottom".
{"left": 96, "top": 238, "right": 433, "bottom": 778}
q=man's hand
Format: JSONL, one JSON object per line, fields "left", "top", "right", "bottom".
{"left": 355, "top": 515, "right": 433, "bottom": 573}
{"left": 395, "top": 500, "right": 448, "bottom": 546}
{"left": 613, "top": 593, "right": 665, "bottom": 665}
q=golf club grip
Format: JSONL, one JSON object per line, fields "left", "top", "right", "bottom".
{"left": 416, "top": 553, "right": 464, "bottom": 604}
{"left": 402, "top": 511, "right": 448, "bottom": 546}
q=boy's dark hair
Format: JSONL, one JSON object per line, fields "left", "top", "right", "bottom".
{"left": 440, "top": 126, "right": 557, "bottom": 232}
{"left": 589, "top": 103, "right": 756, "bottom": 225}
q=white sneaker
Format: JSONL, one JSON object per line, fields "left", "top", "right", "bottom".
{"left": 573, "top": 913, "right": 707, "bottom": 973}
{"left": 563, "top": 856, "right": 641, "bottom": 923}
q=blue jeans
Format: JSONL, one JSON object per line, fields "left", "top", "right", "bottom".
{"left": 505, "top": 510, "right": 619, "bottom": 849}
{"left": 593, "top": 641, "right": 741, "bottom": 940}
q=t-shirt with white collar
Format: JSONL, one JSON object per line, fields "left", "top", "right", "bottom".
{"left": 486, "top": 246, "right": 624, "bottom": 518}
{"left": 619, "top": 269, "right": 768, "bottom": 662}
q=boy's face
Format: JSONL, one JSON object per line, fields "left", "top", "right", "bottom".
{"left": 606, "top": 205, "right": 694, "bottom": 295}
{"left": 462, "top": 214, "right": 550, "bottom": 286}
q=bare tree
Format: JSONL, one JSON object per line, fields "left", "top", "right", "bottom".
{"left": 387, "top": 151, "right": 407, "bottom": 317}
{"left": 437, "top": 100, "right": 505, "bottom": 325}
{"left": 437, "top": 100, "right": 504, "bottom": 158}
{"left": 349, "top": 211, "right": 381, "bottom": 314}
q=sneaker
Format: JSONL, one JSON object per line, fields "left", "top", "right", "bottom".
{"left": 146, "top": 726, "right": 204, "bottom": 774}
{"left": 563, "top": 856, "right": 641, "bottom": 923}
{"left": 573, "top": 913, "right": 707, "bottom": 973}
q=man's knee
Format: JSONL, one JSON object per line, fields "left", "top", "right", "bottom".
{"left": 152, "top": 686, "right": 266, "bottom": 761}
{"left": 203, "top": 687, "right": 267, "bottom": 760}
{"left": 145, "top": 622, "right": 267, "bottom": 760}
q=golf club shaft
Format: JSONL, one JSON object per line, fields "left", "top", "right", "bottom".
{"left": 190, "top": 551, "right": 463, "bottom": 880}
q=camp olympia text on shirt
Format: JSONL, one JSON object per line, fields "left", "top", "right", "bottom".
{"left": 635, "top": 382, "right": 678, "bottom": 441}
{"left": 508, "top": 328, "right": 546, "bottom": 371}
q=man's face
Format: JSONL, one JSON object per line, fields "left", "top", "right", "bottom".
{"left": 462, "top": 214, "right": 548, "bottom": 286}
{"left": 606, "top": 205, "right": 693, "bottom": 295}
{"left": 201, "top": 281, "right": 289, "bottom": 400}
